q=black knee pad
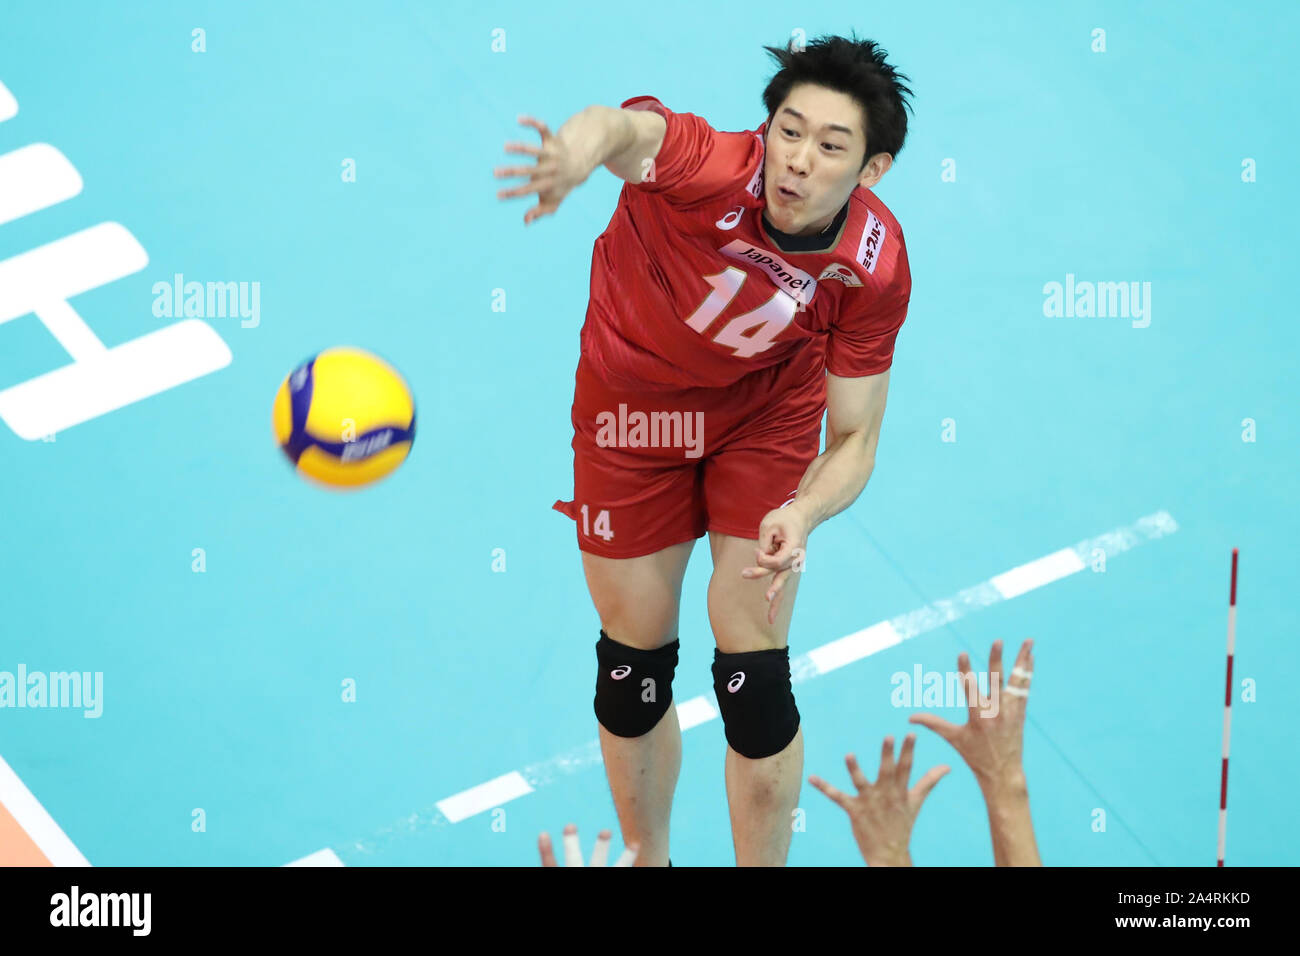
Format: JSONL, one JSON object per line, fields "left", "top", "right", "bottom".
{"left": 594, "top": 631, "right": 679, "bottom": 738}
{"left": 712, "top": 647, "right": 800, "bottom": 759}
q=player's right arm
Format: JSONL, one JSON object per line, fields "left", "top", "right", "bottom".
{"left": 599, "top": 107, "right": 666, "bottom": 183}
{"left": 495, "top": 106, "right": 666, "bottom": 225}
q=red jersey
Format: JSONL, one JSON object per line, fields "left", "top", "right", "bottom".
{"left": 580, "top": 95, "right": 912, "bottom": 391}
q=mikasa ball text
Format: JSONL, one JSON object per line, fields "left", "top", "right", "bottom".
{"left": 272, "top": 347, "right": 416, "bottom": 490}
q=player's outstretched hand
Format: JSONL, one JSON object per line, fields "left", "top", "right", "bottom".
{"left": 741, "top": 501, "right": 813, "bottom": 626}
{"left": 495, "top": 114, "right": 593, "bottom": 226}
{"left": 908, "top": 639, "right": 1033, "bottom": 797}
{"left": 538, "top": 823, "right": 639, "bottom": 867}
{"left": 809, "top": 734, "right": 949, "bottom": 866}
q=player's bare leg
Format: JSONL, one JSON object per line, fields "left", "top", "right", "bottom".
{"left": 707, "top": 531, "right": 805, "bottom": 866}
{"left": 581, "top": 539, "right": 695, "bottom": 867}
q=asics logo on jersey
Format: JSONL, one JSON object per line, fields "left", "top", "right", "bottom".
{"left": 727, "top": 672, "right": 746, "bottom": 693}
{"left": 715, "top": 206, "right": 745, "bottom": 231}
{"left": 610, "top": 665, "right": 632, "bottom": 680}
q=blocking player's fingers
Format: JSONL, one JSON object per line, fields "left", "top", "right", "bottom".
{"left": 808, "top": 774, "right": 850, "bottom": 811}
{"left": 588, "top": 828, "right": 612, "bottom": 867}
{"left": 896, "top": 732, "right": 917, "bottom": 784}
{"left": 878, "top": 736, "right": 896, "bottom": 779}
{"left": 538, "top": 832, "right": 558, "bottom": 867}
{"left": 910, "top": 765, "right": 951, "bottom": 806}
{"left": 1015, "top": 639, "right": 1034, "bottom": 683}
{"left": 612, "top": 843, "right": 639, "bottom": 867}
{"left": 957, "top": 652, "right": 981, "bottom": 717}
{"left": 1020, "top": 638, "right": 1034, "bottom": 664}
{"left": 845, "top": 753, "right": 871, "bottom": 792}
{"left": 908, "top": 711, "right": 961, "bottom": 744}
{"left": 562, "top": 823, "right": 583, "bottom": 867}
{"left": 741, "top": 563, "right": 773, "bottom": 580}
{"left": 989, "top": 639, "right": 1005, "bottom": 690}
{"left": 1004, "top": 639, "right": 1034, "bottom": 710}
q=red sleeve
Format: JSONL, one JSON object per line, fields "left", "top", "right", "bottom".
{"left": 826, "top": 256, "right": 912, "bottom": 378}
{"left": 619, "top": 95, "right": 761, "bottom": 207}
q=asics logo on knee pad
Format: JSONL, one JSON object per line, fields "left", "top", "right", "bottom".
{"left": 594, "top": 633, "right": 679, "bottom": 738}
{"left": 712, "top": 648, "right": 799, "bottom": 759}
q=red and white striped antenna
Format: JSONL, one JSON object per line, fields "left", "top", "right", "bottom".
{"left": 1217, "top": 548, "right": 1238, "bottom": 867}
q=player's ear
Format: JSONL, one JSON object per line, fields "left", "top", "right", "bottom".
{"left": 858, "top": 152, "right": 892, "bottom": 189}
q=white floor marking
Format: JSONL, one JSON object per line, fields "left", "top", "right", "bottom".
{"left": 314, "top": 509, "right": 1178, "bottom": 863}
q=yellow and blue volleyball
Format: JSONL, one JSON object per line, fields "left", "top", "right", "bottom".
{"left": 272, "top": 347, "right": 416, "bottom": 489}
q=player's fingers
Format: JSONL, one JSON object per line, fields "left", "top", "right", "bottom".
{"left": 494, "top": 163, "right": 544, "bottom": 180}
{"left": 524, "top": 201, "right": 559, "bottom": 226}
{"left": 766, "top": 568, "right": 790, "bottom": 602}
{"left": 878, "top": 736, "right": 896, "bottom": 779}
{"left": 897, "top": 733, "right": 917, "bottom": 784}
{"left": 845, "top": 753, "right": 871, "bottom": 792}
{"left": 911, "top": 765, "right": 951, "bottom": 805}
{"left": 498, "top": 176, "right": 555, "bottom": 200}
{"left": 908, "top": 711, "right": 962, "bottom": 743}
{"left": 588, "top": 828, "right": 612, "bottom": 867}
{"left": 1015, "top": 639, "right": 1034, "bottom": 686}
{"left": 502, "top": 141, "right": 543, "bottom": 158}
{"left": 989, "top": 639, "right": 1005, "bottom": 691}
{"left": 766, "top": 588, "right": 782, "bottom": 627}
{"left": 1018, "top": 638, "right": 1033, "bottom": 668}
{"left": 741, "top": 564, "right": 773, "bottom": 580}
{"left": 1006, "top": 638, "right": 1034, "bottom": 712}
{"left": 517, "top": 115, "right": 553, "bottom": 141}
{"left": 808, "top": 774, "right": 849, "bottom": 810}
{"left": 957, "top": 652, "right": 980, "bottom": 719}
{"left": 562, "top": 823, "right": 583, "bottom": 867}
{"left": 758, "top": 526, "right": 784, "bottom": 557}
{"left": 612, "top": 842, "right": 640, "bottom": 867}
{"left": 538, "top": 831, "right": 558, "bottom": 867}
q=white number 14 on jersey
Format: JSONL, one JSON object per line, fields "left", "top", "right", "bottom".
{"left": 683, "top": 266, "right": 800, "bottom": 358}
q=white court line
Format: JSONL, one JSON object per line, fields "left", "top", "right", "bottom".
{"left": 0, "top": 143, "right": 84, "bottom": 227}
{"left": 991, "top": 548, "right": 1086, "bottom": 599}
{"left": 323, "top": 509, "right": 1178, "bottom": 862}
{"left": 0, "top": 81, "right": 16, "bottom": 122}
{"left": 436, "top": 771, "right": 534, "bottom": 824}
{"left": 285, "top": 848, "right": 344, "bottom": 867}
{"left": 675, "top": 694, "right": 719, "bottom": 731}
{"left": 0, "top": 752, "right": 91, "bottom": 866}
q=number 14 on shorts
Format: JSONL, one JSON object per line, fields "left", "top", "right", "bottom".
{"left": 580, "top": 504, "right": 614, "bottom": 542}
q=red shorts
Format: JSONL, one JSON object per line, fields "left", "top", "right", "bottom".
{"left": 553, "top": 347, "right": 827, "bottom": 558}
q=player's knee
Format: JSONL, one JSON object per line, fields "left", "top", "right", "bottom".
{"left": 594, "top": 630, "right": 679, "bottom": 737}
{"left": 712, "top": 646, "right": 800, "bottom": 759}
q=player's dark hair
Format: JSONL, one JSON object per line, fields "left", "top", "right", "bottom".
{"left": 761, "top": 33, "right": 914, "bottom": 169}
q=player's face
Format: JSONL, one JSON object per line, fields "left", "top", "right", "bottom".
{"left": 763, "top": 84, "right": 883, "bottom": 236}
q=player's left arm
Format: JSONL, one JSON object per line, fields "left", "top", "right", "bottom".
{"left": 792, "top": 367, "right": 891, "bottom": 530}
{"left": 743, "top": 368, "right": 890, "bottom": 619}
